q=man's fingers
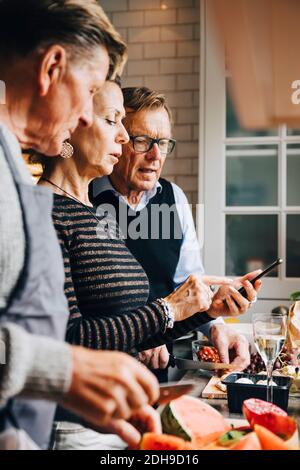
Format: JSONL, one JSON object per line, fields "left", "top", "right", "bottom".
{"left": 132, "top": 363, "right": 160, "bottom": 405}
{"left": 230, "top": 355, "right": 249, "bottom": 371}
{"left": 254, "top": 279, "right": 262, "bottom": 292}
{"left": 95, "top": 372, "right": 149, "bottom": 412}
{"left": 216, "top": 340, "right": 230, "bottom": 363}
{"left": 138, "top": 351, "right": 152, "bottom": 366}
{"left": 241, "top": 280, "right": 257, "bottom": 303}
{"left": 202, "top": 275, "right": 233, "bottom": 286}
{"left": 100, "top": 419, "right": 141, "bottom": 448}
{"left": 227, "top": 287, "right": 249, "bottom": 311}
{"left": 150, "top": 352, "right": 159, "bottom": 370}
{"left": 224, "top": 292, "right": 241, "bottom": 315}
{"left": 65, "top": 388, "right": 118, "bottom": 427}
{"left": 239, "top": 270, "right": 262, "bottom": 283}
{"left": 229, "top": 337, "right": 250, "bottom": 371}
{"left": 130, "top": 405, "right": 162, "bottom": 435}
{"left": 211, "top": 327, "right": 230, "bottom": 363}
{"left": 159, "top": 347, "right": 170, "bottom": 369}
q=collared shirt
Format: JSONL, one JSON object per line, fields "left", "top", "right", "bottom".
{"left": 92, "top": 176, "right": 224, "bottom": 338}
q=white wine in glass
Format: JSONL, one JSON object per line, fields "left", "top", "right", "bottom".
{"left": 253, "top": 313, "right": 287, "bottom": 403}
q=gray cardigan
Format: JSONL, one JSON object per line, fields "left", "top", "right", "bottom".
{"left": 0, "top": 124, "right": 72, "bottom": 404}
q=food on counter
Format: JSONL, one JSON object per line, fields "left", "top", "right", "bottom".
{"left": 243, "top": 346, "right": 295, "bottom": 374}
{"left": 286, "top": 301, "right": 300, "bottom": 352}
{"left": 235, "top": 378, "right": 254, "bottom": 385}
{"left": 256, "top": 379, "right": 277, "bottom": 386}
{"left": 254, "top": 424, "right": 294, "bottom": 450}
{"left": 140, "top": 433, "right": 194, "bottom": 450}
{"left": 197, "top": 346, "right": 220, "bottom": 363}
{"left": 215, "top": 381, "right": 227, "bottom": 392}
{"left": 243, "top": 398, "right": 297, "bottom": 440}
{"left": 275, "top": 365, "right": 300, "bottom": 394}
{"left": 161, "top": 395, "right": 229, "bottom": 446}
{"left": 139, "top": 397, "right": 298, "bottom": 450}
{"left": 278, "top": 365, "right": 299, "bottom": 377}
{"left": 243, "top": 352, "right": 265, "bottom": 374}
{"left": 218, "top": 429, "right": 250, "bottom": 447}
{"left": 230, "top": 432, "right": 262, "bottom": 450}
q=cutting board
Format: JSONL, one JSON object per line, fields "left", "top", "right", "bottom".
{"left": 202, "top": 375, "right": 227, "bottom": 399}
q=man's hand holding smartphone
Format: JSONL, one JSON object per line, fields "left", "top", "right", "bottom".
{"left": 207, "top": 270, "right": 263, "bottom": 319}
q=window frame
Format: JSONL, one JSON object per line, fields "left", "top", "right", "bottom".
{"left": 199, "top": 0, "right": 300, "bottom": 316}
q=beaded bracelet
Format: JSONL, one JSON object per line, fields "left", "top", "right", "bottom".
{"left": 157, "top": 298, "right": 175, "bottom": 330}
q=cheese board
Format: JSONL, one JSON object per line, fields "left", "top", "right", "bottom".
{"left": 201, "top": 375, "right": 227, "bottom": 399}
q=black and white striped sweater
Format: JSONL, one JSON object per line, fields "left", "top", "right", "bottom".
{"left": 52, "top": 194, "right": 212, "bottom": 352}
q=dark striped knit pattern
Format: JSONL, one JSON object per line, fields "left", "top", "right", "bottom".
{"left": 52, "top": 194, "right": 213, "bottom": 352}
{"left": 52, "top": 195, "right": 168, "bottom": 351}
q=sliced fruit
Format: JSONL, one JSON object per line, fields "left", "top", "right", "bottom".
{"left": 254, "top": 425, "right": 293, "bottom": 450}
{"left": 161, "top": 395, "right": 229, "bottom": 446}
{"left": 230, "top": 432, "right": 262, "bottom": 450}
{"left": 218, "top": 429, "right": 251, "bottom": 447}
{"left": 140, "top": 433, "right": 194, "bottom": 450}
{"left": 243, "top": 398, "right": 297, "bottom": 439}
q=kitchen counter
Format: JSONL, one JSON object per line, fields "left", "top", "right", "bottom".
{"left": 180, "top": 369, "right": 300, "bottom": 431}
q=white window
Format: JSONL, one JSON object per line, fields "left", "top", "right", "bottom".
{"left": 199, "top": 0, "right": 300, "bottom": 319}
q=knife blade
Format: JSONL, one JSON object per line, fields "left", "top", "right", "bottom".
{"left": 156, "top": 381, "right": 196, "bottom": 405}
{"left": 169, "top": 355, "right": 233, "bottom": 371}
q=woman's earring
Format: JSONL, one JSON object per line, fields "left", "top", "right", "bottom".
{"left": 60, "top": 142, "right": 74, "bottom": 159}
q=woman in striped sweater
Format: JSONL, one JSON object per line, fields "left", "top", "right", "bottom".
{"left": 36, "top": 79, "right": 244, "bottom": 450}
{"left": 38, "top": 80, "right": 233, "bottom": 357}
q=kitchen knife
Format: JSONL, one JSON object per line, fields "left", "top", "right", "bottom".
{"left": 156, "top": 381, "right": 196, "bottom": 405}
{"left": 168, "top": 355, "right": 233, "bottom": 371}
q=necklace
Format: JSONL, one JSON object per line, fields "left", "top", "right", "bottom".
{"left": 40, "top": 177, "right": 106, "bottom": 224}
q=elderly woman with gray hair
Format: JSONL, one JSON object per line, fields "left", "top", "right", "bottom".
{"left": 0, "top": 0, "right": 162, "bottom": 450}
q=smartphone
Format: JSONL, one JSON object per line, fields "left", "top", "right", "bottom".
{"left": 238, "top": 258, "right": 283, "bottom": 298}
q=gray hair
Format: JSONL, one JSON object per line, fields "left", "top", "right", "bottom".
{"left": 0, "top": 0, "right": 127, "bottom": 78}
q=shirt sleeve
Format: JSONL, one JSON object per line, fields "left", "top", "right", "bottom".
{"left": 172, "top": 183, "right": 224, "bottom": 339}
{"left": 0, "top": 323, "right": 72, "bottom": 404}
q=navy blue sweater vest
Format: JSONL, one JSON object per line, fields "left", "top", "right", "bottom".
{"left": 92, "top": 179, "right": 183, "bottom": 302}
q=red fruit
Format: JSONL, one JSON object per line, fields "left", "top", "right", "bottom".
{"left": 243, "top": 398, "right": 297, "bottom": 440}
{"left": 197, "top": 346, "right": 220, "bottom": 363}
{"left": 254, "top": 425, "right": 293, "bottom": 450}
{"left": 140, "top": 433, "right": 194, "bottom": 450}
{"left": 230, "top": 432, "right": 262, "bottom": 450}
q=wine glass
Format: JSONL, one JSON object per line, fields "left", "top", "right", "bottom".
{"left": 252, "top": 313, "right": 287, "bottom": 403}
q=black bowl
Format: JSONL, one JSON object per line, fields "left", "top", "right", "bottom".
{"left": 222, "top": 373, "right": 291, "bottom": 413}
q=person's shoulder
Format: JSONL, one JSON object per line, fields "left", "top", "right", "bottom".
{"left": 52, "top": 195, "right": 78, "bottom": 224}
{"left": 0, "top": 124, "right": 33, "bottom": 184}
{"left": 167, "top": 180, "right": 189, "bottom": 204}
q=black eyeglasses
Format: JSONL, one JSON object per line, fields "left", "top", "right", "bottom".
{"left": 129, "top": 135, "right": 176, "bottom": 155}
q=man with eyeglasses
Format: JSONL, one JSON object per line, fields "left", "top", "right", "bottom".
{"left": 91, "top": 87, "right": 257, "bottom": 381}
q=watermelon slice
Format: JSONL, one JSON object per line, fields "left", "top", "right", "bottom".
{"left": 140, "top": 433, "right": 194, "bottom": 450}
{"left": 161, "top": 395, "right": 229, "bottom": 446}
{"left": 230, "top": 432, "right": 262, "bottom": 450}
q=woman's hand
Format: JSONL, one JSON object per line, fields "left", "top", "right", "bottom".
{"left": 138, "top": 345, "right": 170, "bottom": 369}
{"left": 164, "top": 275, "right": 232, "bottom": 322}
{"left": 207, "top": 270, "right": 262, "bottom": 319}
